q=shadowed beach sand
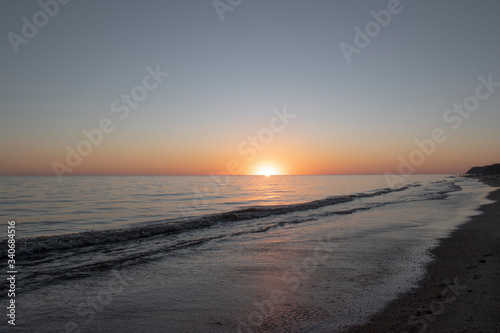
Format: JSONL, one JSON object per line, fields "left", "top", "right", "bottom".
{"left": 349, "top": 175, "right": 500, "bottom": 332}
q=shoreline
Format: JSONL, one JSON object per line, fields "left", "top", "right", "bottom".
{"left": 348, "top": 175, "right": 500, "bottom": 332}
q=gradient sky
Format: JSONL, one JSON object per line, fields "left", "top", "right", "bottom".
{"left": 1, "top": 0, "right": 499, "bottom": 176}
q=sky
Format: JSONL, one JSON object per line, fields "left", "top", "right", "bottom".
{"left": 0, "top": 0, "right": 499, "bottom": 176}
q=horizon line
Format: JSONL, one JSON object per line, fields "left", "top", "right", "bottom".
{"left": 0, "top": 173, "right": 461, "bottom": 177}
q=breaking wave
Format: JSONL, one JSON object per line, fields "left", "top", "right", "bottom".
{"left": 7, "top": 184, "right": 424, "bottom": 257}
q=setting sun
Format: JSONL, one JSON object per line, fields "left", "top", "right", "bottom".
{"left": 255, "top": 165, "right": 280, "bottom": 177}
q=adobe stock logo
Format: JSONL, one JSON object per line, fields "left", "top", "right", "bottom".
{"left": 385, "top": 74, "right": 499, "bottom": 188}
{"left": 7, "top": 0, "right": 71, "bottom": 54}
{"left": 51, "top": 64, "right": 169, "bottom": 182}
{"left": 178, "top": 107, "right": 296, "bottom": 218}
{"left": 213, "top": 0, "right": 243, "bottom": 22}
{"left": 339, "top": 0, "right": 408, "bottom": 64}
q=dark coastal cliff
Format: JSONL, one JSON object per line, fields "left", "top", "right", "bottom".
{"left": 466, "top": 163, "right": 500, "bottom": 175}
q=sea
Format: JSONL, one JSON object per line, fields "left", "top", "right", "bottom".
{"left": 0, "top": 175, "right": 492, "bottom": 332}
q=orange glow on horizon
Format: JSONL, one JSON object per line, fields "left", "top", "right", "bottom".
{"left": 0, "top": 135, "right": 493, "bottom": 176}
{"left": 254, "top": 164, "right": 281, "bottom": 177}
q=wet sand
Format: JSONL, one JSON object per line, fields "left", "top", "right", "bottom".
{"left": 349, "top": 175, "right": 500, "bottom": 332}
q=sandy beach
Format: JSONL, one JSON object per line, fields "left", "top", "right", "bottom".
{"left": 5, "top": 175, "right": 488, "bottom": 333}
{"left": 349, "top": 175, "right": 500, "bottom": 332}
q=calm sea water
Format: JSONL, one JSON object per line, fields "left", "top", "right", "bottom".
{"left": 0, "top": 175, "right": 492, "bottom": 332}
{"left": 0, "top": 175, "right": 458, "bottom": 238}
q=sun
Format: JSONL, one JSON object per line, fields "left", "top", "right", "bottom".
{"left": 255, "top": 165, "right": 280, "bottom": 177}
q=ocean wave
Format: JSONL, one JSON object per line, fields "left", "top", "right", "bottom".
{"left": 1, "top": 184, "right": 423, "bottom": 257}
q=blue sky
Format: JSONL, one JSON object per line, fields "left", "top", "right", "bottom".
{"left": 1, "top": 0, "right": 499, "bottom": 175}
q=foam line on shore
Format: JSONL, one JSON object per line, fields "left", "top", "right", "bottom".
{"left": 348, "top": 176, "right": 500, "bottom": 332}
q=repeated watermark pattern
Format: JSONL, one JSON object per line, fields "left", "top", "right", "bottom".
{"left": 237, "top": 236, "right": 335, "bottom": 332}
{"left": 64, "top": 270, "right": 134, "bottom": 333}
{"left": 404, "top": 277, "right": 467, "bottom": 332}
{"left": 213, "top": 0, "right": 243, "bottom": 22}
{"left": 51, "top": 64, "right": 169, "bottom": 182}
{"left": 7, "top": 0, "right": 71, "bottom": 54}
{"left": 178, "top": 107, "right": 296, "bottom": 217}
{"left": 340, "top": 0, "right": 410, "bottom": 64}
{"left": 385, "top": 73, "right": 499, "bottom": 188}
